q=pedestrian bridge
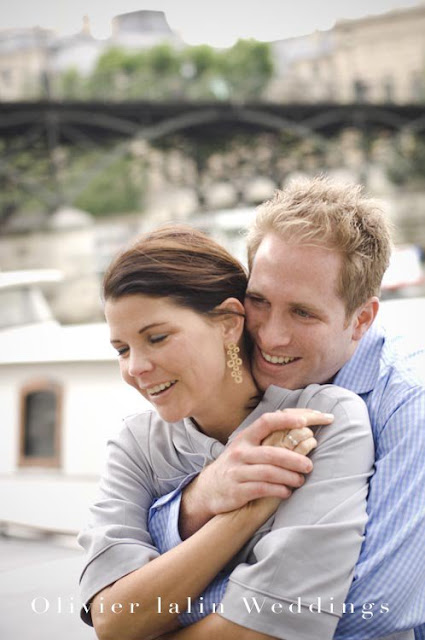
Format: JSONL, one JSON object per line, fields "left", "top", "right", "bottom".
{"left": 1, "top": 100, "right": 424, "bottom": 143}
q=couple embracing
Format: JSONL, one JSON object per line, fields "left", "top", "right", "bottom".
{"left": 79, "top": 176, "right": 425, "bottom": 640}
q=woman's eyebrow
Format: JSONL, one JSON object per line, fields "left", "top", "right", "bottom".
{"left": 110, "top": 322, "right": 168, "bottom": 344}
{"left": 137, "top": 322, "right": 168, "bottom": 335}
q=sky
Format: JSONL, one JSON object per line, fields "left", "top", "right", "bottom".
{"left": 1, "top": 0, "right": 423, "bottom": 46}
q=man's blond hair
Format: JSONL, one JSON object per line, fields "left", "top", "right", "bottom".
{"left": 247, "top": 176, "right": 393, "bottom": 317}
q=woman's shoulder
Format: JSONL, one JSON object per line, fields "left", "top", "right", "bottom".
{"left": 268, "top": 383, "right": 367, "bottom": 414}
{"left": 301, "top": 383, "right": 367, "bottom": 410}
{"left": 298, "top": 384, "right": 372, "bottom": 448}
{"left": 266, "top": 383, "right": 370, "bottom": 442}
{"left": 109, "top": 410, "right": 187, "bottom": 456}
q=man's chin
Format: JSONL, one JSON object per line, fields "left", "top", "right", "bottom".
{"left": 252, "top": 362, "right": 299, "bottom": 392}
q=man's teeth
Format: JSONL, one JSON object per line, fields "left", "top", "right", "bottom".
{"left": 147, "top": 380, "right": 177, "bottom": 395}
{"left": 261, "top": 351, "right": 297, "bottom": 365}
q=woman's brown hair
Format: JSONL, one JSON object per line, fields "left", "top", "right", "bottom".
{"left": 102, "top": 224, "right": 248, "bottom": 315}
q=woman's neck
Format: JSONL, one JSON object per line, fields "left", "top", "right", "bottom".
{"left": 191, "top": 367, "right": 261, "bottom": 444}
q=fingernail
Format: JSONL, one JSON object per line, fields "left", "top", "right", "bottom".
{"left": 323, "top": 413, "right": 334, "bottom": 419}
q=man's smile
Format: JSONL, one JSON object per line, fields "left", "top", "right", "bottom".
{"left": 259, "top": 349, "right": 300, "bottom": 366}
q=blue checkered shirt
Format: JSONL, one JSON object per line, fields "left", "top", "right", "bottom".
{"left": 149, "top": 321, "right": 425, "bottom": 638}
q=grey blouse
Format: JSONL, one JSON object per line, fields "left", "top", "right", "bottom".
{"left": 78, "top": 383, "right": 374, "bottom": 640}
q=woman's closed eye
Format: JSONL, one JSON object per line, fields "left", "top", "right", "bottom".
{"left": 115, "top": 345, "right": 129, "bottom": 356}
{"left": 148, "top": 333, "right": 168, "bottom": 345}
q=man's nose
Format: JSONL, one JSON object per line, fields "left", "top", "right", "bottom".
{"left": 258, "top": 315, "right": 291, "bottom": 348}
{"left": 128, "top": 351, "right": 154, "bottom": 377}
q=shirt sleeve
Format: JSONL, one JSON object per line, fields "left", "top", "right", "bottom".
{"left": 335, "top": 385, "right": 425, "bottom": 640}
{"left": 78, "top": 418, "right": 159, "bottom": 626}
{"left": 149, "top": 484, "right": 187, "bottom": 552}
{"left": 148, "top": 481, "right": 231, "bottom": 627}
{"left": 219, "top": 386, "right": 375, "bottom": 640}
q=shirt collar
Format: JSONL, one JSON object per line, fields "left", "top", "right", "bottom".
{"left": 333, "top": 321, "right": 385, "bottom": 394}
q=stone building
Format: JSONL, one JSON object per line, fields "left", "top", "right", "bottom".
{"left": 111, "top": 10, "right": 182, "bottom": 50}
{"left": 0, "top": 11, "right": 182, "bottom": 101}
{"left": 0, "top": 27, "right": 54, "bottom": 100}
{"left": 269, "top": 3, "right": 425, "bottom": 103}
{"left": 332, "top": 4, "right": 425, "bottom": 103}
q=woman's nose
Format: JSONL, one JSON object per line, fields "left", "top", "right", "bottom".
{"left": 127, "top": 351, "right": 154, "bottom": 377}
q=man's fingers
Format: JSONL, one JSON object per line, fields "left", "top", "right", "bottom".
{"left": 244, "top": 445, "right": 313, "bottom": 474}
{"left": 236, "top": 463, "right": 305, "bottom": 489}
{"left": 282, "top": 408, "right": 334, "bottom": 427}
{"left": 242, "top": 409, "right": 333, "bottom": 446}
{"left": 241, "top": 481, "right": 293, "bottom": 502}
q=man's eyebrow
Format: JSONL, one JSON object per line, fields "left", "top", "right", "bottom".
{"left": 245, "top": 288, "right": 266, "bottom": 297}
{"left": 110, "top": 322, "right": 168, "bottom": 345}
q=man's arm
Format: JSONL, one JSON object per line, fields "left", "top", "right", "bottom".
{"left": 159, "top": 613, "right": 278, "bottom": 639}
{"left": 87, "top": 410, "right": 321, "bottom": 640}
{"left": 156, "top": 385, "right": 372, "bottom": 640}
{"left": 179, "top": 408, "right": 332, "bottom": 539}
{"left": 79, "top": 409, "right": 324, "bottom": 640}
{"left": 148, "top": 420, "right": 318, "bottom": 629}
{"left": 92, "top": 497, "right": 281, "bottom": 640}
{"left": 151, "top": 387, "right": 373, "bottom": 640}
{"left": 217, "top": 386, "right": 374, "bottom": 640}
{"left": 334, "top": 385, "right": 425, "bottom": 639}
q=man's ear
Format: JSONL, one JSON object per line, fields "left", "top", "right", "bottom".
{"left": 351, "top": 297, "right": 379, "bottom": 342}
{"left": 213, "top": 298, "right": 246, "bottom": 344}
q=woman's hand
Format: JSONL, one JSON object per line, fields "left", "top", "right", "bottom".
{"left": 261, "top": 409, "right": 319, "bottom": 456}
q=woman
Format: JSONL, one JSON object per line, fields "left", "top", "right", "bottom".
{"left": 78, "top": 225, "right": 374, "bottom": 640}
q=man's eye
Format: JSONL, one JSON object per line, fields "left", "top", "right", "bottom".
{"left": 149, "top": 334, "right": 168, "bottom": 344}
{"left": 294, "top": 309, "right": 312, "bottom": 318}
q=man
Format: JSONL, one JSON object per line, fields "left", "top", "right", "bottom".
{"left": 151, "top": 176, "right": 425, "bottom": 639}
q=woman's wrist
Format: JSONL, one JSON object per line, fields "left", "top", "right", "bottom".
{"left": 220, "top": 496, "right": 280, "bottom": 531}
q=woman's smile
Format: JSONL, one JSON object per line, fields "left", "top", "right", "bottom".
{"left": 144, "top": 379, "right": 178, "bottom": 399}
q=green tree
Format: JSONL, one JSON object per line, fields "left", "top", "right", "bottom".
{"left": 57, "top": 68, "right": 85, "bottom": 100}
{"left": 180, "top": 45, "right": 224, "bottom": 99}
{"left": 144, "top": 44, "right": 182, "bottom": 98}
{"left": 220, "top": 39, "right": 274, "bottom": 100}
{"left": 87, "top": 48, "right": 131, "bottom": 99}
{"left": 73, "top": 153, "right": 142, "bottom": 215}
{"left": 79, "top": 40, "right": 274, "bottom": 101}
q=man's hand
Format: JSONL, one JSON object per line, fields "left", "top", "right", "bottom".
{"left": 179, "top": 408, "right": 333, "bottom": 539}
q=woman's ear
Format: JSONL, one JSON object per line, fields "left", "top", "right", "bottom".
{"left": 213, "top": 297, "right": 246, "bottom": 344}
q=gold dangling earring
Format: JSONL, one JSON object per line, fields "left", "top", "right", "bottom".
{"left": 226, "top": 343, "right": 243, "bottom": 384}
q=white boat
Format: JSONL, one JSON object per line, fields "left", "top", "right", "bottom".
{"left": 0, "top": 270, "right": 149, "bottom": 536}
